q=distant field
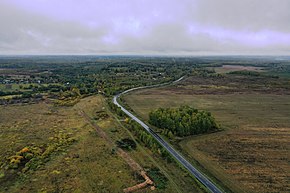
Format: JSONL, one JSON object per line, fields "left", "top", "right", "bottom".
{"left": 124, "top": 91, "right": 290, "bottom": 129}
{"left": 212, "top": 65, "right": 266, "bottom": 74}
{"left": 0, "top": 84, "right": 22, "bottom": 91}
{"left": 123, "top": 75, "right": 290, "bottom": 193}
{"left": 0, "top": 83, "right": 51, "bottom": 91}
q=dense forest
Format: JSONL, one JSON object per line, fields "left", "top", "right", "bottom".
{"left": 0, "top": 56, "right": 194, "bottom": 105}
{"left": 149, "top": 106, "right": 220, "bottom": 137}
{"left": 1, "top": 55, "right": 290, "bottom": 105}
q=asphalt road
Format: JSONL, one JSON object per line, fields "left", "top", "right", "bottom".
{"left": 113, "top": 77, "right": 223, "bottom": 193}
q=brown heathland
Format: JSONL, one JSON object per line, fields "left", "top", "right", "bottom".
{"left": 123, "top": 74, "right": 290, "bottom": 193}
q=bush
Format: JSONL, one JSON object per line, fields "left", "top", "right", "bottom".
{"left": 116, "top": 138, "right": 137, "bottom": 151}
{"left": 147, "top": 168, "right": 168, "bottom": 189}
{"left": 8, "top": 147, "right": 37, "bottom": 169}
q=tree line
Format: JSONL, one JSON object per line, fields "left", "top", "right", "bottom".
{"left": 107, "top": 101, "right": 173, "bottom": 162}
{"left": 149, "top": 106, "right": 219, "bottom": 137}
{"left": 128, "top": 120, "right": 173, "bottom": 162}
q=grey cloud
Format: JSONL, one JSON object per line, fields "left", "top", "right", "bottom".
{"left": 0, "top": 3, "right": 108, "bottom": 54}
{"left": 193, "top": 0, "right": 290, "bottom": 32}
{"left": 0, "top": 1, "right": 290, "bottom": 55}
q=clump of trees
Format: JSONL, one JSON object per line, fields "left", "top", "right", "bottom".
{"left": 116, "top": 138, "right": 136, "bottom": 151}
{"left": 108, "top": 102, "right": 173, "bottom": 162}
{"left": 147, "top": 167, "right": 168, "bottom": 189}
{"left": 228, "top": 70, "right": 261, "bottom": 76}
{"left": 149, "top": 106, "right": 219, "bottom": 137}
{"left": 128, "top": 120, "right": 173, "bottom": 162}
{"left": 107, "top": 100, "right": 126, "bottom": 117}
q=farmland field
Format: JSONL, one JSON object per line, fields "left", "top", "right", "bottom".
{"left": 1, "top": 56, "right": 219, "bottom": 193}
{"left": 1, "top": 56, "right": 290, "bottom": 193}
{"left": 211, "top": 65, "right": 266, "bottom": 74}
{"left": 123, "top": 74, "right": 290, "bottom": 193}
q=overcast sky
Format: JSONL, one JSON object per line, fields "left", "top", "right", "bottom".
{"left": 1, "top": 0, "right": 290, "bottom": 55}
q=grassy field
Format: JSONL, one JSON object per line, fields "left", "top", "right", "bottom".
{"left": 0, "top": 83, "right": 42, "bottom": 91}
{"left": 123, "top": 75, "right": 290, "bottom": 193}
{"left": 0, "top": 95, "right": 204, "bottom": 193}
{"left": 0, "top": 96, "right": 139, "bottom": 192}
{"left": 123, "top": 91, "right": 290, "bottom": 129}
{"left": 211, "top": 65, "right": 266, "bottom": 74}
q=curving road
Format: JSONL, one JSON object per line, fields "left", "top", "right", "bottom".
{"left": 113, "top": 77, "right": 223, "bottom": 193}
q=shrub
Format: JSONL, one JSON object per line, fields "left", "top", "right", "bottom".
{"left": 147, "top": 168, "right": 168, "bottom": 189}
{"left": 116, "top": 138, "right": 137, "bottom": 151}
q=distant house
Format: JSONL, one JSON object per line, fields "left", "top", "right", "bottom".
{"left": 3, "top": 80, "right": 10, "bottom": 84}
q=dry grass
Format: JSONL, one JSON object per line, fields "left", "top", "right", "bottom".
{"left": 123, "top": 80, "right": 290, "bottom": 193}
{"left": 180, "top": 127, "right": 290, "bottom": 193}
{"left": 124, "top": 91, "right": 290, "bottom": 128}
{"left": 0, "top": 96, "right": 204, "bottom": 193}
{"left": 212, "top": 65, "right": 266, "bottom": 74}
{"left": 0, "top": 97, "right": 138, "bottom": 192}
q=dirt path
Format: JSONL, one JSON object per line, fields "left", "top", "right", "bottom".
{"left": 79, "top": 110, "right": 154, "bottom": 192}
